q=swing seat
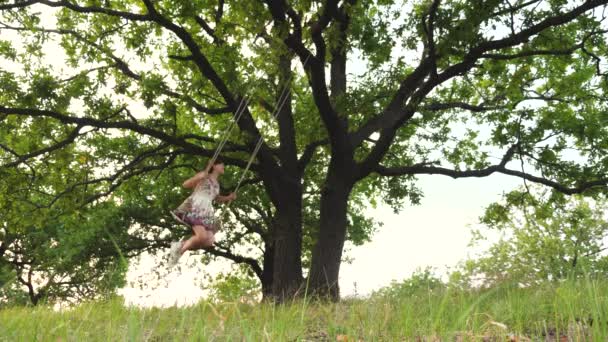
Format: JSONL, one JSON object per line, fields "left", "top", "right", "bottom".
{"left": 170, "top": 210, "right": 189, "bottom": 227}
{"left": 171, "top": 210, "right": 223, "bottom": 233}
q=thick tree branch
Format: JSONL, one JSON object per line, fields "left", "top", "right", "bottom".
{"left": 350, "top": 58, "right": 434, "bottom": 145}
{"left": 0, "top": 106, "right": 252, "bottom": 169}
{"left": 356, "top": 126, "right": 398, "bottom": 180}
{"left": 38, "top": 0, "right": 151, "bottom": 21}
{"left": 309, "top": 0, "right": 339, "bottom": 62}
{"left": 355, "top": 1, "right": 608, "bottom": 178}
{"left": 215, "top": 0, "right": 225, "bottom": 25}
{"left": 481, "top": 28, "right": 608, "bottom": 61}
{"left": 273, "top": 1, "right": 349, "bottom": 151}
{"left": 0, "top": 0, "right": 39, "bottom": 10}
{"left": 329, "top": 1, "right": 355, "bottom": 102}
{"left": 140, "top": 0, "right": 284, "bottom": 196}
{"left": 206, "top": 244, "right": 263, "bottom": 279}
{"left": 422, "top": 0, "right": 441, "bottom": 79}
{"left": 272, "top": 51, "right": 303, "bottom": 180}
{"left": 27, "top": 0, "right": 277, "bottom": 176}
{"left": 312, "top": 0, "right": 339, "bottom": 34}
{"left": 375, "top": 145, "right": 607, "bottom": 195}
{"left": 437, "top": 0, "right": 608, "bottom": 83}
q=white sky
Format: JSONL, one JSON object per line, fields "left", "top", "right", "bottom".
{"left": 339, "top": 174, "right": 519, "bottom": 297}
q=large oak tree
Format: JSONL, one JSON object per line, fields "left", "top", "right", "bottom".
{"left": 1, "top": 0, "right": 608, "bottom": 302}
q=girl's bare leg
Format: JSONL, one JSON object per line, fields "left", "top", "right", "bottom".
{"left": 179, "top": 225, "right": 213, "bottom": 254}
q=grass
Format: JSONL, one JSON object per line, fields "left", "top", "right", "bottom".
{"left": 1, "top": 279, "right": 607, "bottom": 341}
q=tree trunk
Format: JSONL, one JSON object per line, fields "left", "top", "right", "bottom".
{"left": 307, "top": 161, "right": 354, "bottom": 300}
{"left": 260, "top": 243, "right": 274, "bottom": 299}
{"left": 267, "top": 50, "right": 305, "bottom": 301}
{"left": 270, "top": 188, "right": 304, "bottom": 300}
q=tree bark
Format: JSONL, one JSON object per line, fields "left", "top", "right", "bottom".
{"left": 260, "top": 242, "right": 274, "bottom": 299}
{"left": 268, "top": 52, "right": 305, "bottom": 301}
{"left": 270, "top": 185, "right": 304, "bottom": 300}
{"left": 304, "top": 3, "right": 355, "bottom": 300}
{"left": 307, "top": 158, "right": 354, "bottom": 300}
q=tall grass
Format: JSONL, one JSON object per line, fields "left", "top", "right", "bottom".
{"left": 1, "top": 279, "right": 606, "bottom": 341}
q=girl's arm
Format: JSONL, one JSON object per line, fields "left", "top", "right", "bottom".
{"left": 183, "top": 162, "right": 213, "bottom": 188}
{"left": 215, "top": 192, "right": 237, "bottom": 203}
{"left": 182, "top": 171, "right": 208, "bottom": 189}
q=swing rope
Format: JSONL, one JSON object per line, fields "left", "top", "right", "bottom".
{"left": 209, "top": 55, "right": 310, "bottom": 213}
{"left": 228, "top": 54, "right": 310, "bottom": 202}
{"left": 208, "top": 96, "right": 250, "bottom": 167}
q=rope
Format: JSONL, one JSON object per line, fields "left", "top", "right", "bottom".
{"left": 208, "top": 96, "right": 250, "bottom": 167}
{"left": 222, "top": 55, "right": 311, "bottom": 210}
{"left": 232, "top": 79, "right": 292, "bottom": 194}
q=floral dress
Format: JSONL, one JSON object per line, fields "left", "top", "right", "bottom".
{"left": 173, "top": 177, "right": 221, "bottom": 233}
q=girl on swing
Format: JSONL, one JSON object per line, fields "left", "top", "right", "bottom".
{"left": 168, "top": 158, "right": 236, "bottom": 266}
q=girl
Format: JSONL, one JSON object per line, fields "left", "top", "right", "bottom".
{"left": 168, "top": 158, "right": 236, "bottom": 266}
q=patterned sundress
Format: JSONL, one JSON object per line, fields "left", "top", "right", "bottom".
{"left": 172, "top": 177, "right": 221, "bottom": 233}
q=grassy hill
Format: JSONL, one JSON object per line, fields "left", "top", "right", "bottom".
{"left": 1, "top": 279, "right": 607, "bottom": 341}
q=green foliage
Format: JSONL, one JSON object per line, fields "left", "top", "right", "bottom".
{"left": 372, "top": 267, "right": 445, "bottom": 300}
{"left": 461, "top": 188, "right": 608, "bottom": 287}
{"left": 0, "top": 180, "right": 133, "bottom": 306}
{"left": 206, "top": 270, "right": 260, "bottom": 303}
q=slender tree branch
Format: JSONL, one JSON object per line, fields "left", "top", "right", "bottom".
{"left": 0, "top": 0, "right": 40, "bottom": 10}
{"left": 490, "top": 0, "right": 541, "bottom": 18}
{"left": 480, "top": 45, "right": 582, "bottom": 60}
{"left": 1, "top": 124, "right": 83, "bottom": 169}
{"left": 230, "top": 208, "right": 267, "bottom": 239}
{"left": 298, "top": 138, "right": 328, "bottom": 174}
{"left": 167, "top": 54, "right": 193, "bottom": 61}
{"left": 422, "top": 101, "right": 503, "bottom": 112}
{"left": 194, "top": 15, "right": 223, "bottom": 44}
